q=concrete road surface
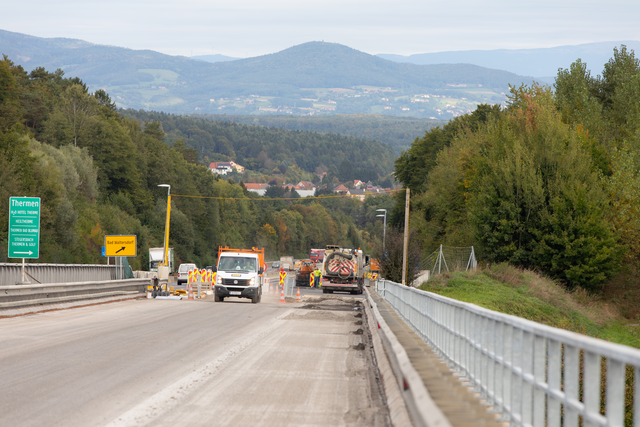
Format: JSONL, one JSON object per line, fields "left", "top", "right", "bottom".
{"left": 0, "top": 294, "right": 389, "bottom": 427}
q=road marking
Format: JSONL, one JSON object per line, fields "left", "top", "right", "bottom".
{"left": 105, "top": 309, "right": 294, "bottom": 427}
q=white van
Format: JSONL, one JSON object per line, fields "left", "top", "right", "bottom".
{"left": 214, "top": 251, "right": 264, "bottom": 303}
{"left": 177, "top": 263, "right": 197, "bottom": 285}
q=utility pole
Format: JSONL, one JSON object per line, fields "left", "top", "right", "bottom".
{"left": 401, "top": 188, "right": 410, "bottom": 286}
{"left": 376, "top": 209, "right": 387, "bottom": 255}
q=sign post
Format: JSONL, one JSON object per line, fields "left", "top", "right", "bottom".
{"left": 104, "top": 235, "right": 137, "bottom": 257}
{"left": 8, "top": 197, "right": 41, "bottom": 283}
{"left": 105, "top": 235, "right": 137, "bottom": 280}
{"left": 8, "top": 197, "right": 41, "bottom": 259}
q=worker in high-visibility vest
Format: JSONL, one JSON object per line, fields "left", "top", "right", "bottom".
{"left": 314, "top": 269, "right": 322, "bottom": 288}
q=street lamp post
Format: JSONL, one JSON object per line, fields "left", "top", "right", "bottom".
{"left": 158, "top": 184, "right": 171, "bottom": 281}
{"left": 376, "top": 209, "right": 387, "bottom": 255}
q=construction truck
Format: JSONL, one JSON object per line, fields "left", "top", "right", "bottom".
{"left": 309, "top": 249, "right": 325, "bottom": 263}
{"left": 149, "top": 247, "right": 175, "bottom": 273}
{"left": 295, "top": 259, "right": 315, "bottom": 286}
{"left": 364, "top": 258, "right": 381, "bottom": 283}
{"left": 214, "top": 246, "right": 265, "bottom": 304}
{"left": 320, "top": 245, "right": 366, "bottom": 294}
{"left": 280, "top": 256, "right": 294, "bottom": 271}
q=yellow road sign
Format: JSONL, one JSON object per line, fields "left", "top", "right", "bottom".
{"left": 105, "top": 235, "right": 137, "bottom": 257}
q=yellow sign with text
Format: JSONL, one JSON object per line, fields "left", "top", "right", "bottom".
{"left": 105, "top": 235, "right": 137, "bottom": 257}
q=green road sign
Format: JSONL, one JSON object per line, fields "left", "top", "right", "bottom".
{"left": 8, "top": 197, "right": 41, "bottom": 259}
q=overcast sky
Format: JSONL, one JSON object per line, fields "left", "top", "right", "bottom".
{"left": 3, "top": 0, "right": 638, "bottom": 58}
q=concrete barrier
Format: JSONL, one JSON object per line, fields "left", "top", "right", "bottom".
{"left": 0, "top": 279, "right": 151, "bottom": 310}
{"left": 364, "top": 288, "right": 452, "bottom": 427}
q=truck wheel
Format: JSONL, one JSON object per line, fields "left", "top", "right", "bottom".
{"left": 215, "top": 294, "right": 224, "bottom": 302}
{"left": 322, "top": 288, "right": 328, "bottom": 294}
{"left": 251, "top": 293, "right": 259, "bottom": 304}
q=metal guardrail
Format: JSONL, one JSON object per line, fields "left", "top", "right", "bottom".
{"left": 0, "top": 279, "right": 150, "bottom": 310}
{"left": 0, "top": 263, "right": 117, "bottom": 286}
{"left": 375, "top": 279, "right": 640, "bottom": 427}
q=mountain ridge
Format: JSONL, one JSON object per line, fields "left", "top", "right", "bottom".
{"left": 0, "top": 29, "right": 534, "bottom": 116}
{"left": 377, "top": 41, "right": 640, "bottom": 78}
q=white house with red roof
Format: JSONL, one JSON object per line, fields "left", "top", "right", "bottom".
{"left": 244, "top": 183, "right": 270, "bottom": 196}
{"left": 209, "top": 161, "right": 245, "bottom": 175}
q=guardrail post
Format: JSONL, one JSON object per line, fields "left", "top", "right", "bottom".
{"left": 583, "top": 351, "right": 600, "bottom": 427}
{"left": 532, "top": 335, "right": 546, "bottom": 427}
{"left": 565, "top": 345, "right": 579, "bottom": 426}
{"left": 606, "top": 359, "right": 625, "bottom": 427}
{"left": 547, "top": 340, "right": 562, "bottom": 425}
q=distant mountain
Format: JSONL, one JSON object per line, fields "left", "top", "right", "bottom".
{"left": 0, "top": 29, "right": 534, "bottom": 117}
{"left": 192, "top": 54, "right": 240, "bottom": 63}
{"left": 377, "top": 41, "right": 640, "bottom": 79}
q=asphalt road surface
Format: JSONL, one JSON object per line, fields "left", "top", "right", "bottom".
{"left": 0, "top": 292, "right": 389, "bottom": 427}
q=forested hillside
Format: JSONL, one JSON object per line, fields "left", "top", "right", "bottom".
{"left": 394, "top": 45, "right": 640, "bottom": 302}
{"left": 0, "top": 57, "right": 395, "bottom": 269}
{"left": 121, "top": 110, "right": 397, "bottom": 180}
{"left": 196, "top": 114, "right": 444, "bottom": 154}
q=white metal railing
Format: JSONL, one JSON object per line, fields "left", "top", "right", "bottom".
{"left": 0, "top": 263, "right": 116, "bottom": 286}
{"left": 375, "top": 279, "right": 640, "bottom": 427}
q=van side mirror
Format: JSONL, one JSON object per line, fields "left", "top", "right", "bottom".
{"left": 258, "top": 267, "right": 264, "bottom": 274}
{"left": 212, "top": 266, "right": 217, "bottom": 273}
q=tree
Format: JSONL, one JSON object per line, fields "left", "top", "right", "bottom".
{"left": 338, "top": 159, "right": 353, "bottom": 182}
{"left": 0, "top": 57, "right": 23, "bottom": 131}
{"left": 469, "top": 85, "right": 621, "bottom": 289}
{"left": 60, "top": 84, "right": 97, "bottom": 146}
{"left": 378, "top": 226, "right": 421, "bottom": 286}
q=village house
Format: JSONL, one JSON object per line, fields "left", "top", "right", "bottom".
{"left": 244, "top": 183, "right": 270, "bottom": 196}
{"left": 333, "top": 184, "right": 349, "bottom": 195}
{"left": 208, "top": 161, "right": 245, "bottom": 175}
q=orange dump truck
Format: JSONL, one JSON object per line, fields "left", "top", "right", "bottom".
{"left": 366, "top": 258, "right": 381, "bottom": 280}
{"left": 295, "top": 259, "right": 315, "bottom": 286}
{"left": 214, "top": 246, "right": 266, "bottom": 303}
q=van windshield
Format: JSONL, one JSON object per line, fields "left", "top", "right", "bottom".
{"left": 219, "top": 257, "right": 257, "bottom": 272}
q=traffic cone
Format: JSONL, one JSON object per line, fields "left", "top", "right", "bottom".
{"left": 296, "top": 287, "right": 301, "bottom": 302}
{"left": 188, "top": 283, "right": 194, "bottom": 300}
{"left": 279, "top": 285, "right": 286, "bottom": 304}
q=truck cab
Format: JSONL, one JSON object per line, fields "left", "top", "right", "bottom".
{"left": 214, "top": 247, "right": 265, "bottom": 304}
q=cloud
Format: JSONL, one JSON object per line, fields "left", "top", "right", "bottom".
{"left": 2, "top": 0, "right": 638, "bottom": 57}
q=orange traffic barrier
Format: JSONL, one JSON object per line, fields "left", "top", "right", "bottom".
{"left": 296, "top": 287, "right": 301, "bottom": 302}
{"left": 279, "top": 285, "right": 286, "bottom": 304}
